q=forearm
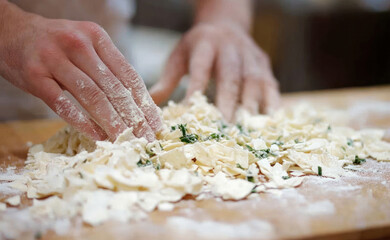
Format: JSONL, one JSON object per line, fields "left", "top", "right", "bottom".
{"left": 194, "top": 0, "right": 252, "bottom": 32}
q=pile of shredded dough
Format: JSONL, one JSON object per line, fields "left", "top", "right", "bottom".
{"left": 4, "top": 93, "right": 390, "bottom": 227}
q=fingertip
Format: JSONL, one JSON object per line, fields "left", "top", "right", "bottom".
{"left": 145, "top": 131, "right": 156, "bottom": 142}
{"left": 149, "top": 83, "right": 168, "bottom": 105}
{"left": 88, "top": 123, "right": 108, "bottom": 141}
{"left": 242, "top": 100, "right": 259, "bottom": 115}
{"left": 264, "top": 86, "right": 281, "bottom": 115}
{"left": 217, "top": 101, "right": 235, "bottom": 123}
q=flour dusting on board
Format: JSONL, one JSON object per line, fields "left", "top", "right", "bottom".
{"left": 166, "top": 217, "right": 275, "bottom": 239}
{"left": 1, "top": 93, "right": 389, "bottom": 238}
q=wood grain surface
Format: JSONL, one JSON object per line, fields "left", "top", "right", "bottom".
{"left": 0, "top": 85, "right": 389, "bottom": 240}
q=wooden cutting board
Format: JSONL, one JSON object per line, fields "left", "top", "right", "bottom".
{"left": 0, "top": 85, "right": 390, "bottom": 240}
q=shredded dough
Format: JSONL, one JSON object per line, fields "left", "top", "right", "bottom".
{"left": 4, "top": 93, "right": 390, "bottom": 228}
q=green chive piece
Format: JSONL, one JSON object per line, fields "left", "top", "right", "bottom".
{"left": 236, "top": 163, "right": 245, "bottom": 170}
{"left": 247, "top": 176, "right": 255, "bottom": 183}
{"left": 353, "top": 155, "right": 366, "bottom": 165}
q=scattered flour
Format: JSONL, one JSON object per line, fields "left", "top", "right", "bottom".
{"left": 304, "top": 200, "right": 336, "bottom": 216}
{"left": 166, "top": 217, "right": 275, "bottom": 240}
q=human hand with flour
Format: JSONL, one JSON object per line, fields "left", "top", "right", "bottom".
{"left": 150, "top": 0, "right": 281, "bottom": 121}
{"left": 0, "top": 0, "right": 162, "bottom": 141}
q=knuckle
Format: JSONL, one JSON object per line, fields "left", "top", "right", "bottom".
{"left": 24, "top": 62, "right": 45, "bottom": 79}
{"left": 244, "top": 73, "right": 262, "bottom": 84}
{"left": 197, "top": 24, "right": 217, "bottom": 35}
{"left": 121, "top": 65, "right": 139, "bottom": 82}
{"left": 109, "top": 80, "right": 126, "bottom": 93}
{"left": 38, "top": 45, "right": 60, "bottom": 63}
{"left": 59, "top": 31, "right": 88, "bottom": 51}
{"left": 84, "top": 88, "right": 106, "bottom": 106}
{"left": 81, "top": 21, "right": 106, "bottom": 39}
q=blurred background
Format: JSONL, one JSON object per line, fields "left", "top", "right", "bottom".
{"left": 130, "top": 0, "right": 390, "bottom": 92}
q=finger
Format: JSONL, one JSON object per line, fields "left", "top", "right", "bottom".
{"left": 258, "top": 62, "right": 280, "bottom": 114}
{"left": 241, "top": 49, "right": 263, "bottom": 115}
{"left": 262, "top": 77, "right": 281, "bottom": 115}
{"left": 185, "top": 40, "right": 215, "bottom": 99}
{"left": 49, "top": 60, "right": 128, "bottom": 140}
{"left": 63, "top": 41, "right": 155, "bottom": 141}
{"left": 34, "top": 77, "right": 107, "bottom": 141}
{"left": 246, "top": 42, "right": 281, "bottom": 114}
{"left": 215, "top": 44, "right": 242, "bottom": 122}
{"left": 149, "top": 40, "right": 188, "bottom": 105}
{"left": 92, "top": 31, "right": 163, "bottom": 133}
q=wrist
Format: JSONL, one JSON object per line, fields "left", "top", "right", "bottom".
{"left": 194, "top": 19, "right": 249, "bottom": 33}
{"left": 194, "top": 0, "right": 252, "bottom": 33}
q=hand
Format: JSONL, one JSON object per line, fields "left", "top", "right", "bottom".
{"left": 150, "top": 22, "right": 281, "bottom": 121}
{"left": 0, "top": 2, "right": 162, "bottom": 141}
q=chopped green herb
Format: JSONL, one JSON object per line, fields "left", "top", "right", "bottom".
{"left": 318, "top": 166, "right": 322, "bottom": 176}
{"left": 159, "top": 142, "right": 164, "bottom": 150}
{"left": 236, "top": 123, "right": 246, "bottom": 134}
{"left": 178, "top": 124, "right": 187, "bottom": 136}
{"left": 273, "top": 140, "right": 284, "bottom": 146}
{"left": 137, "top": 159, "right": 143, "bottom": 167}
{"left": 245, "top": 144, "right": 255, "bottom": 152}
{"left": 170, "top": 125, "right": 177, "bottom": 131}
{"left": 273, "top": 136, "right": 284, "bottom": 146}
{"left": 217, "top": 120, "right": 228, "bottom": 131}
{"left": 137, "top": 159, "right": 153, "bottom": 167}
{"left": 236, "top": 163, "right": 245, "bottom": 170}
{"left": 341, "top": 146, "right": 346, "bottom": 151}
{"left": 282, "top": 176, "right": 290, "bottom": 180}
{"left": 269, "top": 151, "right": 278, "bottom": 157}
{"left": 251, "top": 186, "right": 257, "bottom": 193}
{"left": 294, "top": 138, "right": 300, "bottom": 144}
{"left": 175, "top": 123, "right": 199, "bottom": 144}
{"left": 246, "top": 176, "right": 255, "bottom": 183}
{"left": 347, "top": 138, "right": 354, "bottom": 146}
{"left": 180, "top": 134, "right": 199, "bottom": 144}
{"left": 155, "top": 163, "right": 161, "bottom": 170}
{"left": 146, "top": 148, "right": 156, "bottom": 158}
{"left": 245, "top": 145, "right": 271, "bottom": 159}
{"left": 353, "top": 155, "right": 366, "bottom": 165}
{"left": 327, "top": 125, "right": 332, "bottom": 131}
{"left": 207, "top": 133, "right": 225, "bottom": 141}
